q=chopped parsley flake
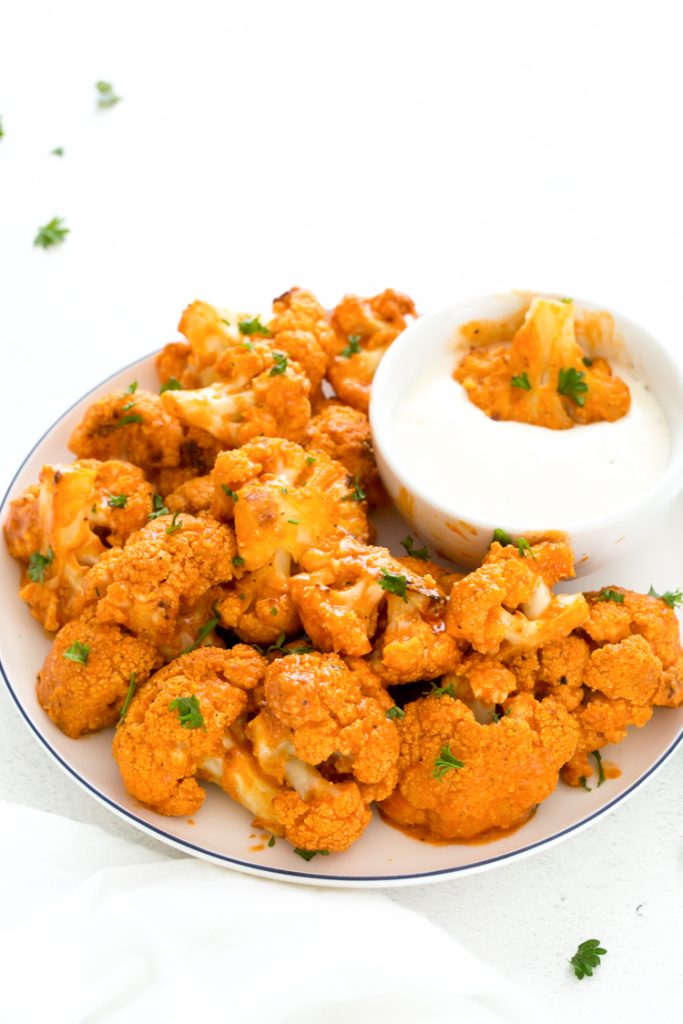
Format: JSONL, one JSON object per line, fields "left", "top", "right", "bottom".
{"left": 149, "top": 494, "right": 170, "bottom": 519}
{"left": 119, "top": 673, "right": 137, "bottom": 722}
{"left": 238, "top": 316, "right": 272, "bottom": 337}
{"left": 511, "top": 371, "right": 532, "bottom": 390}
{"left": 51, "top": 147, "right": 64, "bottom": 157}
{"left": 557, "top": 366, "right": 588, "bottom": 407}
{"left": 597, "top": 589, "right": 624, "bottom": 604}
{"left": 305, "top": 456, "right": 316, "bottom": 466}
{"left": 182, "top": 613, "right": 220, "bottom": 655}
{"left": 591, "top": 749, "right": 606, "bottom": 786}
{"left": 169, "top": 694, "right": 205, "bottom": 730}
{"left": 516, "top": 537, "right": 534, "bottom": 558}
{"left": 378, "top": 569, "right": 408, "bottom": 601}
{"left": 386, "top": 705, "right": 405, "bottom": 721}
{"left": 232, "top": 555, "right": 245, "bottom": 567}
{"left": 221, "top": 485, "right": 238, "bottom": 501}
{"left": 112, "top": 412, "right": 143, "bottom": 429}
{"left": 267, "top": 835, "right": 276, "bottom": 848}
{"left": 341, "top": 476, "right": 366, "bottom": 503}
{"left": 430, "top": 682, "right": 456, "bottom": 699}
{"left": 160, "top": 377, "right": 182, "bottom": 394}
{"left": 269, "top": 351, "right": 289, "bottom": 376}
{"left": 401, "top": 535, "right": 429, "bottom": 559}
{"left": 569, "top": 939, "right": 607, "bottom": 980}
{"left": 579, "top": 776, "right": 591, "bottom": 791}
{"left": 648, "top": 586, "right": 683, "bottom": 608}
{"left": 341, "top": 335, "right": 362, "bottom": 358}
{"left": 107, "top": 493, "right": 128, "bottom": 508}
{"left": 491, "top": 528, "right": 513, "bottom": 547}
{"left": 34, "top": 217, "right": 69, "bottom": 249}
{"left": 63, "top": 641, "right": 90, "bottom": 666}
{"left": 165, "top": 511, "right": 182, "bottom": 534}
{"left": 96, "top": 80, "right": 121, "bottom": 109}
{"left": 432, "top": 745, "right": 464, "bottom": 779}
{"left": 27, "top": 549, "right": 54, "bottom": 583}
{"left": 125, "top": 381, "right": 138, "bottom": 394}
{"left": 293, "top": 848, "right": 329, "bottom": 862}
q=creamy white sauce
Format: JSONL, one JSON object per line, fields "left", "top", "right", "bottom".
{"left": 393, "top": 345, "right": 670, "bottom": 527}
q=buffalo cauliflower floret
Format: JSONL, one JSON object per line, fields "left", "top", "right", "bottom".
{"left": 211, "top": 438, "right": 369, "bottom": 644}
{"left": 68, "top": 387, "right": 184, "bottom": 472}
{"left": 581, "top": 587, "right": 683, "bottom": 707}
{"left": 258, "top": 652, "right": 399, "bottom": 801}
{"left": 37, "top": 608, "right": 161, "bottom": 737}
{"left": 328, "top": 289, "right": 417, "bottom": 412}
{"left": 455, "top": 297, "right": 631, "bottom": 430}
{"left": 561, "top": 693, "right": 653, "bottom": 787}
{"left": 161, "top": 342, "right": 311, "bottom": 447}
{"left": 165, "top": 474, "right": 214, "bottom": 513}
{"left": 270, "top": 287, "right": 338, "bottom": 359}
{"left": 289, "top": 536, "right": 444, "bottom": 661}
{"left": 77, "top": 513, "right": 235, "bottom": 655}
{"left": 484, "top": 535, "right": 577, "bottom": 588}
{"left": 4, "top": 459, "right": 155, "bottom": 630}
{"left": 113, "top": 646, "right": 266, "bottom": 815}
{"left": 379, "top": 691, "right": 578, "bottom": 840}
{"left": 305, "top": 402, "right": 385, "bottom": 507}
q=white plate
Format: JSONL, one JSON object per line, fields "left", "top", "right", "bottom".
{"left": 2, "top": 352, "right": 682, "bottom": 887}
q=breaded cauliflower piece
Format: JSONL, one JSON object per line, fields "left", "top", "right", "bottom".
{"left": 161, "top": 342, "right": 311, "bottom": 447}
{"left": 485, "top": 535, "right": 576, "bottom": 588}
{"left": 4, "top": 459, "right": 155, "bottom": 630}
{"left": 446, "top": 553, "right": 588, "bottom": 657}
{"left": 581, "top": 587, "right": 683, "bottom": 707}
{"left": 211, "top": 438, "right": 369, "bottom": 644}
{"left": 305, "top": 401, "right": 385, "bottom": 507}
{"left": 289, "top": 535, "right": 443, "bottom": 658}
{"left": 77, "top": 513, "right": 235, "bottom": 655}
{"left": 455, "top": 297, "right": 630, "bottom": 430}
{"left": 379, "top": 691, "right": 578, "bottom": 840}
{"left": 69, "top": 388, "right": 184, "bottom": 472}
{"left": 37, "top": 608, "right": 161, "bottom": 738}
{"left": 534, "top": 635, "right": 590, "bottom": 710}
{"left": 562, "top": 693, "right": 653, "bottom": 787}
{"left": 165, "top": 474, "right": 214, "bottom": 513}
{"left": 113, "top": 646, "right": 266, "bottom": 815}
{"left": 328, "top": 289, "right": 417, "bottom": 412}
{"left": 259, "top": 653, "right": 399, "bottom": 801}
{"left": 270, "top": 287, "right": 338, "bottom": 359}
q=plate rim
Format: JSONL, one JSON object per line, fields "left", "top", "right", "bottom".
{"left": 2, "top": 352, "right": 682, "bottom": 887}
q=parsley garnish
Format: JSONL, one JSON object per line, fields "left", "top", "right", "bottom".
{"left": 597, "top": 589, "right": 624, "bottom": 604}
{"left": 591, "top": 750, "right": 605, "bottom": 786}
{"left": 34, "top": 217, "right": 69, "bottom": 249}
{"left": 560, "top": 297, "right": 573, "bottom": 304}
{"left": 148, "top": 494, "right": 169, "bottom": 519}
{"left": 160, "top": 377, "right": 182, "bottom": 394}
{"left": 582, "top": 356, "right": 593, "bottom": 367}
{"left": 267, "top": 835, "right": 276, "bottom": 848}
{"left": 182, "top": 613, "right": 220, "bottom": 655}
{"left": 516, "top": 537, "right": 535, "bottom": 558}
{"left": 341, "top": 334, "right": 362, "bottom": 358}
{"left": 293, "top": 848, "right": 329, "bottom": 861}
{"left": 287, "top": 518, "right": 300, "bottom": 525}
{"left": 63, "top": 641, "right": 90, "bottom": 666}
{"left": 27, "top": 549, "right": 54, "bottom": 583}
{"left": 648, "top": 586, "right": 683, "bottom": 609}
{"left": 112, "top": 412, "right": 143, "bottom": 428}
{"left": 267, "top": 633, "right": 287, "bottom": 653}
{"left": 430, "top": 682, "right": 456, "bottom": 698}
{"left": 269, "top": 352, "right": 289, "bottom": 376}
{"left": 305, "top": 456, "right": 316, "bottom": 466}
{"left": 579, "top": 776, "right": 591, "bottom": 791}
{"left": 491, "top": 528, "right": 513, "bottom": 547}
{"left": 221, "top": 485, "right": 238, "bottom": 501}
{"left": 401, "top": 535, "right": 429, "bottom": 559}
{"left": 165, "top": 511, "right": 182, "bottom": 534}
{"left": 0, "top": 116, "right": 4, "bottom": 139}
{"left": 286, "top": 644, "right": 315, "bottom": 655}
{"left": 280, "top": 487, "right": 288, "bottom": 495}
{"left": 557, "top": 367, "right": 588, "bottom": 407}
{"left": 432, "top": 745, "right": 464, "bottom": 779}
{"left": 238, "top": 316, "right": 272, "bottom": 337}
{"left": 569, "top": 939, "right": 607, "bottom": 980}
{"left": 378, "top": 569, "right": 408, "bottom": 601}
{"left": 242, "top": 340, "right": 254, "bottom": 351}
{"left": 107, "top": 494, "right": 128, "bottom": 508}
{"left": 169, "top": 694, "right": 205, "bottom": 730}
{"left": 51, "top": 147, "right": 64, "bottom": 157}
{"left": 119, "top": 673, "right": 137, "bottom": 722}
{"left": 232, "top": 555, "right": 245, "bottom": 567}
{"left": 96, "top": 80, "right": 121, "bottom": 109}
{"left": 386, "top": 705, "right": 405, "bottom": 721}
{"left": 341, "top": 476, "right": 366, "bottom": 502}
{"left": 125, "top": 380, "right": 138, "bottom": 394}
{"left": 511, "top": 371, "right": 531, "bottom": 390}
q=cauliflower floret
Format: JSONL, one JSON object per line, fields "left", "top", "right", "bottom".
{"left": 446, "top": 553, "right": 588, "bottom": 657}
{"left": 113, "top": 646, "right": 266, "bottom": 815}
{"left": 328, "top": 289, "right": 417, "bottom": 412}
{"left": 77, "top": 513, "right": 235, "bottom": 655}
{"left": 4, "top": 459, "right": 155, "bottom": 630}
{"left": 484, "top": 535, "right": 576, "bottom": 588}
{"left": 165, "top": 474, "right": 214, "bottom": 513}
{"left": 246, "top": 708, "right": 372, "bottom": 852}
{"left": 211, "top": 438, "right": 369, "bottom": 644}
{"left": 379, "top": 691, "right": 578, "bottom": 840}
{"left": 69, "top": 388, "right": 184, "bottom": 472}
{"left": 289, "top": 536, "right": 443, "bottom": 658}
{"left": 270, "top": 287, "right": 338, "bottom": 359}
{"left": 305, "top": 401, "right": 385, "bottom": 507}
{"left": 258, "top": 652, "right": 399, "bottom": 801}
{"left": 161, "top": 342, "right": 311, "bottom": 447}
{"left": 561, "top": 693, "right": 653, "bottom": 787}
{"left": 37, "top": 608, "right": 161, "bottom": 737}
{"left": 533, "top": 635, "right": 590, "bottom": 710}
{"left": 455, "top": 297, "right": 631, "bottom": 430}
{"left": 581, "top": 587, "right": 683, "bottom": 707}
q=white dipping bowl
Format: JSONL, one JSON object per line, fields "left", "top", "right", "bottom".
{"left": 370, "top": 293, "right": 683, "bottom": 574}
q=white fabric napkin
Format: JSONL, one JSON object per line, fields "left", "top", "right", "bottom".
{"left": 0, "top": 799, "right": 548, "bottom": 1024}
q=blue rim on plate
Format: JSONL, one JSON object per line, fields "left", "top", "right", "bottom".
{"left": 2, "top": 354, "right": 682, "bottom": 886}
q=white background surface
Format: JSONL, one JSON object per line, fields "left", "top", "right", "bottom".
{"left": 1, "top": 1, "right": 683, "bottom": 1019}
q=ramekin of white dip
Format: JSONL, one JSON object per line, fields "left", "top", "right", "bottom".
{"left": 369, "top": 292, "right": 683, "bottom": 574}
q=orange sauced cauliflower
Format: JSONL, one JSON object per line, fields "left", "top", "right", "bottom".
{"left": 4, "top": 459, "right": 155, "bottom": 630}
{"left": 75, "top": 513, "right": 235, "bottom": 656}
{"left": 37, "top": 608, "right": 161, "bottom": 737}
{"left": 379, "top": 691, "right": 579, "bottom": 840}
{"left": 305, "top": 401, "right": 385, "bottom": 507}
{"left": 455, "top": 296, "right": 631, "bottom": 430}
{"left": 328, "top": 289, "right": 417, "bottom": 412}
{"left": 211, "top": 438, "right": 369, "bottom": 644}
{"left": 68, "top": 387, "right": 185, "bottom": 472}
{"left": 113, "top": 646, "right": 266, "bottom": 815}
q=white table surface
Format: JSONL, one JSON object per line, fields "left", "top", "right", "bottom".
{"left": 2, "top": 1, "right": 683, "bottom": 1019}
